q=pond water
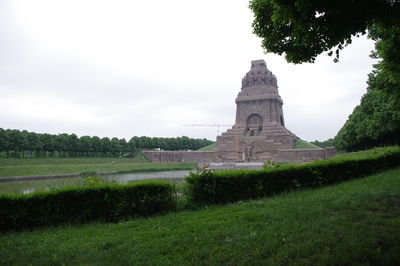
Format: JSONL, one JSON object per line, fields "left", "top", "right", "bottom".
{"left": 0, "top": 170, "right": 191, "bottom": 195}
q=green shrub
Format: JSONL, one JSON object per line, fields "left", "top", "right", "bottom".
{"left": 0, "top": 181, "right": 176, "bottom": 232}
{"left": 79, "top": 171, "right": 97, "bottom": 178}
{"left": 185, "top": 146, "right": 400, "bottom": 206}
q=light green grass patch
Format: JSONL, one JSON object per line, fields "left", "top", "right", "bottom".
{"left": 0, "top": 156, "right": 195, "bottom": 178}
{"left": 333, "top": 146, "right": 398, "bottom": 159}
{"left": 294, "top": 139, "right": 321, "bottom": 149}
{"left": 196, "top": 143, "right": 216, "bottom": 151}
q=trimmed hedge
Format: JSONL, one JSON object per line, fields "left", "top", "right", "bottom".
{"left": 185, "top": 147, "right": 400, "bottom": 206}
{"left": 0, "top": 181, "right": 176, "bottom": 232}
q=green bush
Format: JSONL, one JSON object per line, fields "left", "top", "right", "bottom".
{"left": 0, "top": 181, "right": 176, "bottom": 232}
{"left": 185, "top": 147, "right": 400, "bottom": 206}
{"left": 79, "top": 171, "right": 97, "bottom": 178}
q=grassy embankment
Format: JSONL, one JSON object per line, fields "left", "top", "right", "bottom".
{"left": 332, "top": 146, "right": 396, "bottom": 159}
{"left": 293, "top": 139, "right": 321, "bottom": 149}
{"left": 0, "top": 153, "right": 196, "bottom": 178}
{"left": 1, "top": 166, "right": 399, "bottom": 265}
{"left": 196, "top": 143, "right": 216, "bottom": 151}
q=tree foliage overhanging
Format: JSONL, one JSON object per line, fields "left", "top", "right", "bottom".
{"left": 249, "top": 0, "right": 400, "bottom": 97}
{"left": 0, "top": 129, "right": 214, "bottom": 158}
{"left": 332, "top": 23, "right": 400, "bottom": 151}
{"left": 250, "top": 0, "right": 400, "bottom": 150}
{"left": 249, "top": 0, "right": 400, "bottom": 63}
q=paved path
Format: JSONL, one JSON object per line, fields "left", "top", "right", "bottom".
{"left": 207, "top": 162, "right": 264, "bottom": 170}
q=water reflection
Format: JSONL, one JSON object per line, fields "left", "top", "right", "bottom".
{"left": 0, "top": 170, "right": 190, "bottom": 195}
{"left": 104, "top": 170, "right": 189, "bottom": 183}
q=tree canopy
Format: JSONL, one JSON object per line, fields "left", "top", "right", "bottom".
{"left": 250, "top": 0, "right": 400, "bottom": 151}
{"left": 250, "top": 0, "right": 400, "bottom": 63}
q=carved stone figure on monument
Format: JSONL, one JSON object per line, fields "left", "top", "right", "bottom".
{"left": 244, "top": 145, "right": 255, "bottom": 162}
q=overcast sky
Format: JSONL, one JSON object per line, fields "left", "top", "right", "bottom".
{"left": 0, "top": 0, "right": 376, "bottom": 142}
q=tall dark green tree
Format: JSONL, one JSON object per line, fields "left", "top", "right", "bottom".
{"left": 367, "top": 24, "right": 400, "bottom": 99}
{"left": 333, "top": 85, "right": 400, "bottom": 151}
{"left": 68, "top": 134, "right": 79, "bottom": 157}
{"left": 40, "top": 134, "right": 56, "bottom": 157}
{"left": 79, "top": 136, "right": 93, "bottom": 157}
{"left": 128, "top": 137, "right": 137, "bottom": 153}
{"left": 6, "top": 130, "right": 26, "bottom": 157}
{"left": 119, "top": 138, "right": 128, "bottom": 156}
{"left": 91, "top": 136, "right": 102, "bottom": 157}
{"left": 26, "top": 132, "right": 43, "bottom": 157}
{"left": 110, "top": 137, "right": 122, "bottom": 156}
{"left": 100, "top": 137, "right": 112, "bottom": 156}
{"left": 55, "top": 134, "right": 69, "bottom": 157}
{"left": 0, "top": 128, "right": 8, "bottom": 156}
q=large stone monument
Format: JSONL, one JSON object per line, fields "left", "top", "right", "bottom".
{"left": 143, "top": 59, "right": 336, "bottom": 163}
{"left": 216, "top": 59, "right": 297, "bottom": 161}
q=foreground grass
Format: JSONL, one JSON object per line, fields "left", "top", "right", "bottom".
{"left": 1, "top": 168, "right": 399, "bottom": 265}
{"left": 0, "top": 155, "right": 196, "bottom": 177}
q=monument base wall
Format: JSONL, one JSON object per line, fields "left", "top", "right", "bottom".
{"left": 142, "top": 147, "right": 336, "bottom": 163}
{"left": 142, "top": 151, "right": 217, "bottom": 163}
{"left": 275, "top": 147, "right": 336, "bottom": 162}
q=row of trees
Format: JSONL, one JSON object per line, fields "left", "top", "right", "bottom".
{"left": 0, "top": 128, "right": 214, "bottom": 158}
{"left": 333, "top": 87, "right": 400, "bottom": 151}
{"left": 311, "top": 139, "right": 334, "bottom": 149}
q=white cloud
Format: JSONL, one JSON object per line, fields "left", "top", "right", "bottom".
{"left": 0, "top": 0, "right": 376, "bottom": 142}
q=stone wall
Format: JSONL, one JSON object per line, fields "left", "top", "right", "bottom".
{"left": 142, "top": 147, "right": 336, "bottom": 163}
{"left": 142, "top": 151, "right": 217, "bottom": 163}
{"left": 274, "top": 147, "right": 337, "bottom": 163}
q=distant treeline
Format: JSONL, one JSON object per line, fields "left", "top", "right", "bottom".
{"left": 0, "top": 128, "right": 214, "bottom": 158}
{"left": 311, "top": 139, "right": 334, "bottom": 148}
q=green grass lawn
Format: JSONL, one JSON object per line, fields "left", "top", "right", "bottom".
{"left": 294, "top": 139, "right": 321, "bottom": 149}
{"left": 333, "top": 146, "right": 397, "bottom": 159}
{"left": 1, "top": 167, "right": 399, "bottom": 265}
{"left": 0, "top": 154, "right": 196, "bottom": 178}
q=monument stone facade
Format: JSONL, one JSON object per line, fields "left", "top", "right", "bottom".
{"left": 215, "top": 60, "right": 297, "bottom": 161}
{"left": 143, "top": 59, "right": 336, "bottom": 163}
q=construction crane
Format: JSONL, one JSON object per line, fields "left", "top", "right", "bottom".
{"left": 184, "top": 124, "right": 232, "bottom": 135}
